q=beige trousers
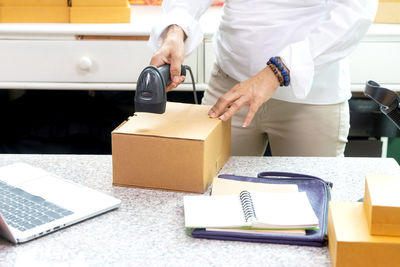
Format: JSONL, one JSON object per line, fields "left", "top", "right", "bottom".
{"left": 201, "top": 63, "right": 350, "bottom": 157}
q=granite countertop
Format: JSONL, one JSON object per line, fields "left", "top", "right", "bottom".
{"left": 0, "top": 154, "right": 399, "bottom": 267}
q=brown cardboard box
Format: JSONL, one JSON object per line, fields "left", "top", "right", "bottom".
{"left": 0, "top": 0, "right": 67, "bottom": 6}
{"left": 0, "top": 6, "right": 69, "bottom": 23}
{"left": 69, "top": 2, "right": 130, "bottom": 23}
{"left": 375, "top": 0, "right": 400, "bottom": 24}
{"left": 328, "top": 202, "right": 400, "bottom": 267}
{"left": 112, "top": 102, "right": 231, "bottom": 193}
{"left": 364, "top": 174, "right": 400, "bottom": 236}
{"left": 72, "top": 0, "right": 129, "bottom": 6}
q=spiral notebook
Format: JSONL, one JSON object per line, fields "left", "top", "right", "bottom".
{"left": 183, "top": 190, "right": 319, "bottom": 230}
{"left": 191, "top": 172, "right": 332, "bottom": 246}
{"left": 207, "top": 177, "right": 306, "bottom": 235}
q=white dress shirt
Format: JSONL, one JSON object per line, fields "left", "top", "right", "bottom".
{"left": 149, "top": 0, "right": 378, "bottom": 104}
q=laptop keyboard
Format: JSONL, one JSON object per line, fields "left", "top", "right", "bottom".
{"left": 0, "top": 180, "right": 73, "bottom": 232}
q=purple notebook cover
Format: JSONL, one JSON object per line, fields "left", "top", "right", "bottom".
{"left": 191, "top": 172, "right": 332, "bottom": 247}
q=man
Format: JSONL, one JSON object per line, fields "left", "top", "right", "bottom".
{"left": 148, "top": 0, "right": 377, "bottom": 156}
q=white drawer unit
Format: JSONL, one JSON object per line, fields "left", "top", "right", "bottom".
{"left": 349, "top": 42, "right": 400, "bottom": 85}
{"left": 0, "top": 40, "right": 197, "bottom": 84}
{"left": 0, "top": 9, "right": 398, "bottom": 92}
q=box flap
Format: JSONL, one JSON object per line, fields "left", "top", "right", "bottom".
{"left": 113, "top": 102, "right": 221, "bottom": 140}
{"left": 367, "top": 174, "right": 400, "bottom": 207}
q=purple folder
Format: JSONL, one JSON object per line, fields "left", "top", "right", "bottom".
{"left": 191, "top": 172, "right": 332, "bottom": 247}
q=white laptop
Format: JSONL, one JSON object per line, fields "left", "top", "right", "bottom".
{"left": 0, "top": 162, "right": 121, "bottom": 244}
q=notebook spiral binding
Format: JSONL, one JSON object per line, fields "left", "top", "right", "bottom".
{"left": 239, "top": 190, "right": 256, "bottom": 222}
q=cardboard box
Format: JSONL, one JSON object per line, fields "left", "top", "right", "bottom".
{"left": 0, "top": 0, "right": 67, "bottom": 6}
{"left": 328, "top": 202, "right": 400, "bottom": 267}
{"left": 72, "top": 0, "right": 129, "bottom": 7}
{"left": 375, "top": 0, "right": 400, "bottom": 24}
{"left": 364, "top": 174, "right": 400, "bottom": 236}
{"left": 0, "top": 6, "right": 69, "bottom": 23}
{"left": 112, "top": 102, "right": 231, "bottom": 193}
{"left": 70, "top": 3, "right": 130, "bottom": 23}
{"left": 129, "top": 0, "right": 162, "bottom": 4}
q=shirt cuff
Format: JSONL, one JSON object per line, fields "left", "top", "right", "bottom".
{"left": 148, "top": 8, "right": 203, "bottom": 57}
{"left": 277, "top": 39, "right": 314, "bottom": 99}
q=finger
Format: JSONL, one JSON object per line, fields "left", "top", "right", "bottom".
{"left": 242, "top": 103, "right": 260, "bottom": 128}
{"left": 209, "top": 92, "right": 240, "bottom": 118}
{"left": 166, "top": 83, "right": 176, "bottom": 92}
{"left": 218, "top": 96, "right": 247, "bottom": 121}
{"left": 166, "top": 76, "right": 185, "bottom": 92}
{"left": 150, "top": 54, "right": 168, "bottom": 67}
{"left": 170, "top": 57, "right": 182, "bottom": 84}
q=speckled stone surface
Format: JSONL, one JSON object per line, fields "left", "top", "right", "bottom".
{"left": 0, "top": 155, "right": 399, "bottom": 267}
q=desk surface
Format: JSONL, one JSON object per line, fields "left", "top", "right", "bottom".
{"left": 0, "top": 154, "right": 399, "bottom": 266}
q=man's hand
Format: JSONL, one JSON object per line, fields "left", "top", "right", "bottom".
{"left": 208, "top": 67, "right": 280, "bottom": 127}
{"left": 150, "top": 24, "right": 186, "bottom": 91}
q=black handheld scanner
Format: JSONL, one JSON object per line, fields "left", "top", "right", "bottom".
{"left": 364, "top": 80, "right": 400, "bottom": 130}
{"left": 135, "top": 64, "right": 186, "bottom": 114}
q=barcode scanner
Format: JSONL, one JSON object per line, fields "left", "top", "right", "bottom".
{"left": 135, "top": 64, "right": 197, "bottom": 114}
{"left": 364, "top": 80, "right": 400, "bottom": 130}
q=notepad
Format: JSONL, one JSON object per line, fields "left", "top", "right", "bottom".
{"left": 184, "top": 190, "right": 319, "bottom": 230}
{"left": 209, "top": 177, "right": 306, "bottom": 235}
{"left": 211, "top": 177, "right": 299, "bottom": 196}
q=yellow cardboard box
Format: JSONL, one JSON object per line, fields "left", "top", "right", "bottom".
{"left": 364, "top": 174, "right": 400, "bottom": 236}
{"left": 112, "top": 102, "right": 231, "bottom": 193}
{"left": 0, "top": 6, "right": 69, "bottom": 23}
{"left": 72, "top": 0, "right": 129, "bottom": 6}
{"left": 0, "top": 0, "right": 67, "bottom": 6}
{"left": 328, "top": 202, "right": 400, "bottom": 267}
{"left": 375, "top": 0, "right": 400, "bottom": 24}
{"left": 70, "top": 2, "right": 130, "bottom": 23}
{"left": 129, "top": 0, "right": 162, "bottom": 4}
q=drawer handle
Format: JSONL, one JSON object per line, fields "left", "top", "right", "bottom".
{"left": 78, "top": 57, "right": 92, "bottom": 71}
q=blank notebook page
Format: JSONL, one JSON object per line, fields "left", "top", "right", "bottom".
{"left": 183, "top": 195, "right": 246, "bottom": 228}
{"left": 252, "top": 191, "right": 319, "bottom": 228}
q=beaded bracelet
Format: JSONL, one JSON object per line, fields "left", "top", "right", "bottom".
{"left": 267, "top": 57, "right": 290, "bottom": 87}
{"left": 267, "top": 62, "right": 284, "bottom": 86}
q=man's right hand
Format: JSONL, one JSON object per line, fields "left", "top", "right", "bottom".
{"left": 150, "top": 24, "right": 186, "bottom": 91}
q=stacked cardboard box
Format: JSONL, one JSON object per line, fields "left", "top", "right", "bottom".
{"left": 129, "top": 0, "right": 223, "bottom": 6}
{"left": 0, "top": 0, "right": 69, "bottom": 23}
{"left": 329, "top": 175, "right": 400, "bottom": 267}
{"left": 0, "top": 0, "right": 131, "bottom": 23}
{"left": 364, "top": 174, "right": 400, "bottom": 236}
{"left": 129, "top": 0, "right": 162, "bottom": 5}
{"left": 70, "top": 0, "right": 131, "bottom": 23}
{"left": 375, "top": 0, "right": 400, "bottom": 24}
